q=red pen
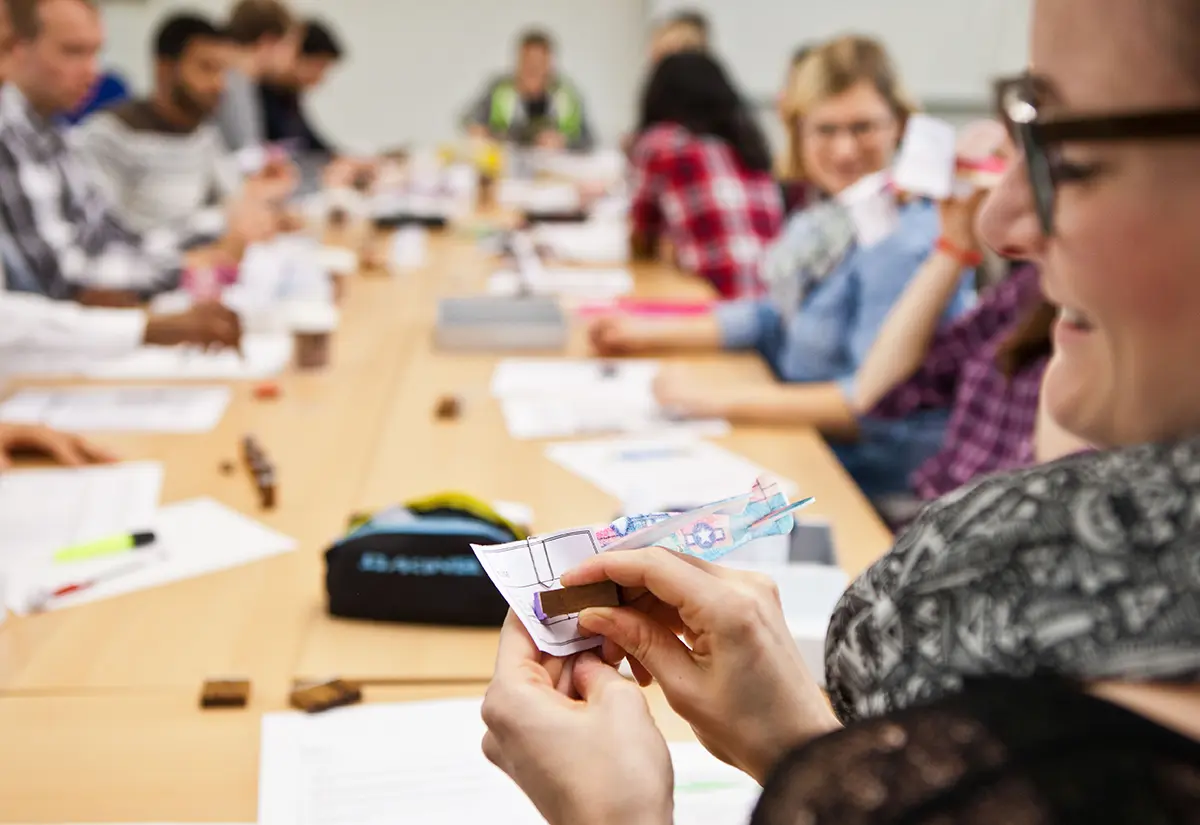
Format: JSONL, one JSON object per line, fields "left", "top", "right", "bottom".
{"left": 31, "top": 559, "right": 150, "bottom": 612}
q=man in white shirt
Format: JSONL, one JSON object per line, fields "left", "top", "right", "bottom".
{"left": 0, "top": 0, "right": 242, "bottom": 356}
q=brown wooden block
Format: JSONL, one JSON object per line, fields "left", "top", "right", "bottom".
{"left": 534, "top": 581, "right": 621, "bottom": 621}
{"left": 200, "top": 678, "right": 250, "bottom": 709}
{"left": 289, "top": 679, "right": 363, "bottom": 714}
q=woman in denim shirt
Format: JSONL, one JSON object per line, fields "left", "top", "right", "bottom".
{"left": 590, "top": 36, "right": 974, "bottom": 497}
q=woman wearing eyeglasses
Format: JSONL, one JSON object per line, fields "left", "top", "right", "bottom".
{"left": 482, "top": 1, "right": 1200, "bottom": 821}
{"left": 593, "top": 35, "right": 976, "bottom": 502}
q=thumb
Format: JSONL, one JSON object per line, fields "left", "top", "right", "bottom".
{"left": 572, "top": 652, "right": 635, "bottom": 703}
{"left": 578, "top": 606, "right": 693, "bottom": 684}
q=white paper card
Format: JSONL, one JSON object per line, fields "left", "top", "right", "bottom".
{"left": 7, "top": 497, "right": 297, "bottom": 615}
{"left": 837, "top": 171, "right": 900, "bottom": 248}
{"left": 892, "top": 114, "right": 958, "bottom": 200}
{"left": 0, "top": 386, "right": 231, "bottom": 433}
{"left": 259, "top": 698, "right": 761, "bottom": 825}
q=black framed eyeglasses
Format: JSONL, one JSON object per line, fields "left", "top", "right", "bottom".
{"left": 995, "top": 74, "right": 1200, "bottom": 235}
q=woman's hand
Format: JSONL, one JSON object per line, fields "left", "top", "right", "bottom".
{"left": 588, "top": 315, "right": 655, "bottom": 356}
{"left": 562, "top": 548, "right": 841, "bottom": 784}
{"left": 938, "top": 189, "right": 990, "bottom": 253}
{"left": 652, "top": 365, "right": 730, "bottom": 419}
{"left": 0, "top": 423, "right": 116, "bottom": 470}
{"left": 481, "top": 612, "right": 674, "bottom": 825}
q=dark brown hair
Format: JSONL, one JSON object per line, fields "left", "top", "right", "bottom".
{"left": 7, "top": 0, "right": 96, "bottom": 40}
{"left": 518, "top": 28, "right": 554, "bottom": 53}
{"left": 226, "top": 0, "right": 292, "bottom": 46}
{"left": 994, "top": 296, "right": 1054, "bottom": 378}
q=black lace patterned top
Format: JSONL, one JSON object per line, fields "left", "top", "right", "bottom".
{"left": 826, "top": 437, "right": 1200, "bottom": 723}
{"left": 752, "top": 677, "right": 1200, "bottom": 824}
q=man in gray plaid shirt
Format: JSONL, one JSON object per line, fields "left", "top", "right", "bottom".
{"left": 0, "top": 0, "right": 276, "bottom": 303}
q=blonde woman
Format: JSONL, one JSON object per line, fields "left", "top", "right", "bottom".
{"left": 592, "top": 36, "right": 974, "bottom": 499}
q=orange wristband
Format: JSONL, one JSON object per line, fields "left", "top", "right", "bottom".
{"left": 936, "top": 237, "right": 984, "bottom": 268}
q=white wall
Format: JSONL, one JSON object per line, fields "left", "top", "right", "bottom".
{"left": 99, "top": 0, "right": 650, "bottom": 150}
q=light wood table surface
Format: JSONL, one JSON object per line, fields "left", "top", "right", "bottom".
{"left": 0, "top": 225, "right": 892, "bottom": 822}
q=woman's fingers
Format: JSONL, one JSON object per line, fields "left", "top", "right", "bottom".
{"left": 578, "top": 605, "right": 694, "bottom": 683}
{"left": 561, "top": 547, "right": 724, "bottom": 614}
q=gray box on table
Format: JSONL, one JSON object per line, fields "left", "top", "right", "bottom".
{"left": 434, "top": 296, "right": 567, "bottom": 352}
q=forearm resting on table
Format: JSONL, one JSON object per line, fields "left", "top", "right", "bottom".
{"left": 641, "top": 315, "right": 723, "bottom": 352}
{"left": 721, "top": 381, "right": 859, "bottom": 440}
{"left": 853, "top": 250, "right": 969, "bottom": 413}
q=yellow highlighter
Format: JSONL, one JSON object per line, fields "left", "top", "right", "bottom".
{"left": 54, "top": 531, "right": 157, "bottom": 564}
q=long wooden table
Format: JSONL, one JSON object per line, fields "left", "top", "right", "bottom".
{"left": 0, "top": 228, "right": 893, "bottom": 822}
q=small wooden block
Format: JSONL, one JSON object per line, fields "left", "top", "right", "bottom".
{"left": 290, "top": 679, "right": 363, "bottom": 714}
{"left": 200, "top": 678, "right": 250, "bottom": 709}
{"left": 534, "top": 581, "right": 621, "bottom": 621}
{"left": 434, "top": 395, "right": 462, "bottom": 420}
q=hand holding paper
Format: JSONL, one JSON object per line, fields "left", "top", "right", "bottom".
{"left": 471, "top": 476, "right": 813, "bottom": 656}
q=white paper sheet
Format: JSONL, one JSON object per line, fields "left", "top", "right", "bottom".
{"left": 474, "top": 527, "right": 606, "bottom": 655}
{"left": 6, "top": 497, "right": 297, "bottom": 615}
{"left": 500, "top": 395, "right": 729, "bottom": 441}
{"left": 491, "top": 358, "right": 659, "bottom": 398}
{"left": 533, "top": 222, "right": 630, "bottom": 264}
{"left": 0, "top": 386, "right": 231, "bottom": 433}
{"left": 87, "top": 334, "right": 293, "bottom": 381}
{"left": 0, "top": 462, "right": 162, "bottom": 573}
{"left": 892, "top": 114, "right": 958, "bottom": 200}
{"left": 487, "top": 267, "right": 633, "bottom": 300}
{"left": 546, "top": 436, "right": 795, "bottom": 510}
{"left": 259, "top": 698, "right": 761, "bottom": 825}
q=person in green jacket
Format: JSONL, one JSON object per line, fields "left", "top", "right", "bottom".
{"left": 462, "top": 29, "right": 593, "bottom": 151}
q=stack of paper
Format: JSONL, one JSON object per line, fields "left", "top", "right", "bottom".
{"left": 0, "top": 334, "right": 292, "bottom": 381}
{"left": 0, "top": 462, "right": 163, "bottom": 600}
{"left": 0, "top": 386, "right": 232, "bottom": 433}
{"left": 6, "top": 497, "right": 297, "bottom": 615}
{"left": 490, "top": 359, "right": 729, "bottom": 441}
{"left": 546, "top": 436, "right": 795, "bottom": 510}
{"left": 259, "top": 698, "right": 761, "bottom": 825}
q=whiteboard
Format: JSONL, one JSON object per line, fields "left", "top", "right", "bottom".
{"left": 650, "top": 0, "right": 1031, "bottom": 105}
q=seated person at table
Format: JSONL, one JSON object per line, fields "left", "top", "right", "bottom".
{"left": 480, "top": 4, "right": 1200, "bottom": 820}
{"left": 851, "top": 128, "right": 1087, "bottom": 524}
{"left": 216, "top": 0, "right": 299, "bottom": 153}
{"left": 776, "top": 45, "right": 817, "bottom": 214}
{"left": 61, "top": 68, "right": 128, "bottom": 125}
{"left": 0, "top": 0, "right": 276, "bottom": 303}
{"left": 462, "top": 29, "right": 593, "bottom": 151}
{"left": 593, "top": 36, "right": 973, "bottom": 498}
{"left": 0, "top": 0, "right": 239, "bottom": 353}
{"left": 647, "top": 8, "right": 709, "bottom": 63}
{"left": 0, "top": 421, "right": 112, "bottom": 468}
{"left": 73, "top": 14, "right": 278, "bottom": 242}
{"left": 259, "top": 18, "right": 341, "bottom": 158}
{"left": 626, "top": 51, "right": 782, "bottom": 299}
